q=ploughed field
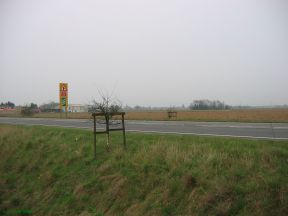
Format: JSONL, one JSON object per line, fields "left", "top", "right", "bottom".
{"left": 0, "top": 124, "right": 287, "bottom": 215}
{"left": 1, "top": 108, "right": 288, "bottom": 123}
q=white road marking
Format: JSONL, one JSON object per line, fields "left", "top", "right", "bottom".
{"left": 126, "top": 130, "right": 288, "bottom": 140}
{"left": 0, "top": 117, "right": 91, "bottom": 123}
{"left": 0, "top": 122, "right": 93, "bottom": 129}
{"left": 127, "top": 121, "right": 185, "bottom": 126}
{"left": 274, "top": 126, "right": 288, "bottom": 129}
{"left": 196, "top": 124, "right": 270, "bottom": 129}
{"left": 127, "top": 122, "right": 288, "bottom": 130}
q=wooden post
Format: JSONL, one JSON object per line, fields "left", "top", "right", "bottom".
{"left": 106, "top": 115, "right": 110, "bottom": 150}
{"left": 93, "top": 113, "right": 96, "bottom": 158}
{"left": 122, "top": 113, "right": 126, "bottom": 149}
{"left": 92, "top": 112, "right": 126, "bottom": 156}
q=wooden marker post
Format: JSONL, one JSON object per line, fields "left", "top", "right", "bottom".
{"left": 93, "top": 113, "right": 97, "bottom": 158}
{"left": 122, "top": 113, "right": 126, "bottom": 149}
{"left": 92, "top": 112, "right": 126, "bottom": 159}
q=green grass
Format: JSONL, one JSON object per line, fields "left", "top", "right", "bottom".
{"left": 0, "top": 124, "right": 287, "bottom": 216}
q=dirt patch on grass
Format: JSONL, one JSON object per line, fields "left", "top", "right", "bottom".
{"left": 73, "top": 184, "right": 86, "bottom": 196}
{"left": 182, "top": 175, "right": 197, "bottom": 190}
{"left": 125, "top": 203, "right": 144, "bottom": 216}
{"left": 200, "top": 187, "right": 235, "bottom": 215}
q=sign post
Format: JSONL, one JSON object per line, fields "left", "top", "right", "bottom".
{"left": 59, "top": 83, "right": 68, "bottom": 117}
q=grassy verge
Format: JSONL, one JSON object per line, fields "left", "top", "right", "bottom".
{"left": 0, "top": 125, "right": 287, "bottom": 215}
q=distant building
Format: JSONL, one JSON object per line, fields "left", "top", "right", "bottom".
{"left": 68, "top": 104, "right": 88, "bottom": 113}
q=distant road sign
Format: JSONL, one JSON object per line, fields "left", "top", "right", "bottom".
{"left": 59, "top": 83, "right": 68, "bottom": 111}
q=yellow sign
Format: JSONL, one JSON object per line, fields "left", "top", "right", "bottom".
{"left": 59, "top": 83, "right": 68, "bottom": 111}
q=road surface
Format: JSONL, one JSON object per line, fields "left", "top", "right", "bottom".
{"left": 0, "top": 117, "right": 288, "bottom": 140}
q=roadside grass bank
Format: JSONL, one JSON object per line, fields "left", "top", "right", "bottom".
{"left": 0, "top": 125, "right": 287, "bottom": 215}
{"left": 1, "top": 108, "right": 288, "bottom": 123}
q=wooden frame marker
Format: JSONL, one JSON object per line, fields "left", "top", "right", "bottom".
{"left": 92, "top": 112, "right": 126, "bottom": 158}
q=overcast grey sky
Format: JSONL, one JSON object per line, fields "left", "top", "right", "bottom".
{"left": 0, "top": 0, "right": 287, "bottom": 106}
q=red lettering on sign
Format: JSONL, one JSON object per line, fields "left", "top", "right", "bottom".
{"left": 61, "top": 91, "right": 67, "bottom": 97}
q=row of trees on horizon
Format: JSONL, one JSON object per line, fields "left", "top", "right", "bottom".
{"left": 2, "top": 100, "right": 287, "bottom": 112}
{"left": 1, "top": 100, "right": 230, "bottom": 111}
{"left": 0, "top": 101, "right": 15, "bottom": 109}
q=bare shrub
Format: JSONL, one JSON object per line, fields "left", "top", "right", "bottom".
{"left": 21, "top": 105, "right": 34, "bottom": 117}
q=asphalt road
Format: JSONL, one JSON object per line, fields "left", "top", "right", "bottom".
{"left": 1, "top": 117, "right": 288, "bottom": 140}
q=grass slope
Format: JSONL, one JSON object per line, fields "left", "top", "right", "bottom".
{"left": 0, "top": 125, "right": 287, "bottom": 216}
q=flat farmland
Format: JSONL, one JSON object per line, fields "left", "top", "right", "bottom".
{"left": 125, "top": 109, "right": 288, "bottom": 122}
{"left": 1, "top": 109, "right": 288, "bottom": 123}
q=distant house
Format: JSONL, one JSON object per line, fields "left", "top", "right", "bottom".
{"left": 0, "top": 107, "right": 14, "bottom": 111}
{"left": 68, "top": 104, "right": 88, "bottom": 113}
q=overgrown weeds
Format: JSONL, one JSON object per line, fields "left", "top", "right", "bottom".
{"left": 0, "top": 125, "right": 287, "bottom": 215}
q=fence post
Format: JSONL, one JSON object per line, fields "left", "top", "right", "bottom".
{"left": 93, "top": 113, "right": 96, "bottom": 158}
{"left": 106, "top": 115, "right": 110, "bottom": 150}
{"left": 122, "top": 113, "right": 126, "bottom": 149}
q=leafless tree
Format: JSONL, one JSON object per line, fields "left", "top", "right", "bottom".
{"left": 91, "top": 92, "right": 122, "bottom": 116}
{"left": 90, "top": 91, "right": 122, "bottom": 150}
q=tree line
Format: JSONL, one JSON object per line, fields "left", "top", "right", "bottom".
{"left": 1, "top": 99, "right": 231, "bottom": 113}
{"left": 0, "top": 101, "right": 15, "bottom": 108}
{"left": 189, "top": 100, "right": 231, "bottom": 110}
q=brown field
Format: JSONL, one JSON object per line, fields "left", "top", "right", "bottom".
{"left": 125, "top": 109, "right": 288, "bottom": 122}
{"left": 0, "top": 108, "right": 21, "bottom": 117}
{"left": 1, "top": 108, "right": 288, "bottom": 122}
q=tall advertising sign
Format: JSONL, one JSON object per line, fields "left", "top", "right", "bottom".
{"left": 59, "top": 83, "right": 68, "bottom": 112}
